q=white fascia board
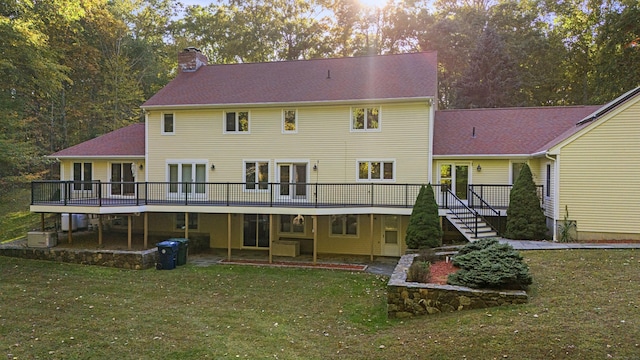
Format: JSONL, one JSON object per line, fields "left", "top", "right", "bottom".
{"left": 141, "top": 96, "right": 436, "bottom": 111}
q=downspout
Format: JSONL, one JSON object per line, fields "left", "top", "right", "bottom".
{"left": 545, "top": 153, "right": 558, "bottom": 241}
{"left": 427, "top": 98, "right": 435, "bottom": 184}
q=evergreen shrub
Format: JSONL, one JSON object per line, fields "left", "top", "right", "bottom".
{"left": 405, "top": 184, "right": 443, "bottom": 249}
{"left": 407, "top": 260, "right": 431, "bottom": 283}
{"left": 447, "top": 241, "right": 532, "bottom": 290}
{"left": 504, "top": 164, "right": 548, "bottom": 240}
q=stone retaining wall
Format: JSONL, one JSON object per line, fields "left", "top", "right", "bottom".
{"left": 388, "top": 254, "right": 528, "bottom": 318}
{"left": 0, "top": 243, "right": 157, "bottom": 270}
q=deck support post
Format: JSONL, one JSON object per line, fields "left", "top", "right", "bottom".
{"left": 143, "top": 212, "right": 148, "bottom": 248}
{"left": 127, "top": 215, "right": 132, "bottom": 250}
{"left": 68, "top": 213, "right": 73, "bottom": 244}
{"left": 313, "top": 215, "right": 317, "bottom": 264}
{"left": 269, "top": 214, "right": 273, "bottom": 264}
{"left": 98, "top": 215, "right": 103, "bottom": 246}
{"left": 227, "top": 213, "right": 232, "bottom": 261}
{"left": 184, "top": 212, "right": 189, "bottom": 239}
{"left": 370, "top": 214, "right": 374, "bottom": 262}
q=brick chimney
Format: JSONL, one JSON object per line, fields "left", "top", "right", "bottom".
{"left": 178, "top": 47, "right": 208, "bottom": 72}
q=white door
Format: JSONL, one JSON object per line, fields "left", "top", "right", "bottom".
{"left": 168, "top": 163, "right": 207, "bottom": 199}
{"left": 278, "top": 163, "right": 307, "bottom": 201}
{"left": 439, "top": 163, "right": 470, "bottom": 203}
{"left": 382, "top": 215, "right": 401, "bottom": 256}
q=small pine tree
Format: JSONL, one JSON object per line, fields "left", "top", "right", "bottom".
{"left": 405, "top": 184, "right": 443, "bottom": 249}
{"left": 504, "top": 164, "right": 548, "bottom": 240}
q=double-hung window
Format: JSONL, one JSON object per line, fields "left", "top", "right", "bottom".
{"left": 225, "top": 111, "right": 249, "bottom": 133}
{"left": 331, "top": 214, "right": 358, "bottom": 236}
{"left": 73, "top": 162, "right": 93, "bottom": 190}
{"left": 279, "top": 215, "right": 305, "bottom": 234}
{"left": 351, "top": 107, "right": 380, "bottom": 131}
{"left": 162, "top": 113, "right": 174, "bottom": 134}
{"left": 357, "top": 160, "right": 394, "bottom": 181}
{"left": 283, "top": 109, "right": 297, "bottom": 133}
{"left": 245, "top": 161, "right": 269, "bottom": 190}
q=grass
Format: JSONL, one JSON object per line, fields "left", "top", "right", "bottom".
{"left": 1, "top": 249, "right": 639, "bottom": 359}
{"left": 0, "top": 187, "right": 42, "bottom": 243}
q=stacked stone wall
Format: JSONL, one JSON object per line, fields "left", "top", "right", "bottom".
{"left": 0, "top": 245, "right": 157, "bottom": 270}
{"left": 388, "top": 254, "right": 528, "bottom": 318}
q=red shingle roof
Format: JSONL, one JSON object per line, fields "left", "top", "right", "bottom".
{"left": 51, "top": 123, "right": 145, "bottom": 157}
{"left": 142, "top": 52, "right": 438, "bottom": 107}
{"left": 434, "top": 106, "right": 602, "bottom": 156}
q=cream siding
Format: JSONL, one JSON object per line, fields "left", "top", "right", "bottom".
{"left": 558, "top": 98, "right": 640, "bottom": 237}
{"left": 146, "top": 102, "right": 431, "bottom": 185}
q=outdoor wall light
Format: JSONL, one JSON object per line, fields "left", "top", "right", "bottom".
{"left": 139, "top": 164, "right": 144, "bottom": 170}
{"left": 476, "top": 164, "right": 482, "bottom": 172}
{"left": 211, "top": 164, "right": 216, "bottom": 170}
{"left": 313, "top": 164, "right": 318, "bottom": 171}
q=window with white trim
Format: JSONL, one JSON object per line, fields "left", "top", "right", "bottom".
{"left": 176, "top": 213, "right": 198, "bottom": 230}
{"left": 245, "top": 161, "right": 269, "bottom": 190}
{"left": 511, "top": 162, "right": 525, "bottom": 184}
{"left": 358, "top": 160, "right": 394, "bottom": 181}
{"left": 351, "top": 107, "right": 380, "bottom": 131}
{"left": 225, "top": 111, "right": 249, "bottom": 133}
{"left": 162, "top": 113, "right": 174, "bottom": 134}
{"left": 283, "top": 109, "right": 297, "bottom": 133}
{"left": 73, "top": 162, "right": 93, "bottom": 190}
{"left": 279, "top": 215, "right": 305, "bottom": 234}
{"left": 331, "top": 214, "right": 358, "bottom": 236}
{"left": 545, "top": 163, "right": 551, "bottom": 198}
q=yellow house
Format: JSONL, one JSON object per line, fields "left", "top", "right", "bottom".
{"left": 30, "top": 49, "right": 640, "bottom": 258}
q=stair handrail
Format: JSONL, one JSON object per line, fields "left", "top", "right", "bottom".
{"left": 468, "top": 187, "right": 502, "bottom": 235}
{"left": 444, "top": 189, "right": 479, "bottom": 238}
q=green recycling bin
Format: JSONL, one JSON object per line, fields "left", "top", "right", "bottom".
{"left": 169, "top": 238, "right": 189, "bottom": 266}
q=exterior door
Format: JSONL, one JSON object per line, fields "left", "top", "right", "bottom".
{"left": 440, "top": 163, "right": 470, "bottom": 202}
{"left": 110, "top": 163, "right": 135, "bottom": 196}
{"left": 278, "top": 163, "right": 307, "bottom": 200}
{"left": 168, "top": 163, "right": 207, "bottom": 199}
{"left": 382, "top": 215, "right": 401, "bottom": 256}
{"left": 243, "top": 214, "right": 270, "bottom": 248}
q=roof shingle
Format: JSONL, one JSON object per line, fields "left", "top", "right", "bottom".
{"left": 51, "top": 123, "right": 145, "bottom": 157}
{"left": 143, "top": 52, "right": 438, "bottom": 107}
{"left": 433, "top": 106, "right": 601, "bottom": 156}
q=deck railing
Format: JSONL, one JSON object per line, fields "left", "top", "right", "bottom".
{"left": 468, "top": 184, "right": 544, "bottom": 209}
{"left": 32, "top": 181, "right": 452, "bottom": 209}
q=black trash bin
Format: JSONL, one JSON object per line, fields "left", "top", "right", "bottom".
{"left": 156, "top": 240, "right": 179, "bottom": 270}
{"left": 170, "top": 238, "right": 189, "bottom": 266}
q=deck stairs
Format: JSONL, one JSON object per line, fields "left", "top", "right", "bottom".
{"left": 442, "top": 188, "right": 499, "bottom": 242}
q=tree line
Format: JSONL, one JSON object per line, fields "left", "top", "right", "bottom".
{"left": 1, "top": 0, "right": 638, "bottom": 185}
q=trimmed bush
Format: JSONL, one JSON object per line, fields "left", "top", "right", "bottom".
{"left": 455, "top": 237, "right": 499, "bottom": 255}
{"left": 407, "top": 260, "right": 431, "bottom": 283}
{"left": 405, "top": 184, "right": 443, "bottom": 249}
{"left": 447, "top": 241, "right": 532, "bottom": 290}
{"left": 504, "top": 164, "right": 548, "bottom": 240}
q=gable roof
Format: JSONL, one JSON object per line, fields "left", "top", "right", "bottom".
{"left": 142, "top": 52, "right": 438, "bottom": 108}
{"left": 434, "top": 106, "right": 601, "bottom": 157}
{"left": 50, "top": 123, "right": 145, "bottom": 158}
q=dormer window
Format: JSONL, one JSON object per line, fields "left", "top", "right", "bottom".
{"left": 351, "top": 107, "right": 380, "bottom": 131}
{"left": 225, "top": 111, "right": 249, "bottom": 133}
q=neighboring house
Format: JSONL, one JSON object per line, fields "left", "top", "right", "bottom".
{"left": 30, "top": 49, "right": 640, "bottom": 259}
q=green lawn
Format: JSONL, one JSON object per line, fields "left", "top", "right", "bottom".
{"left": 0, "top": 187, "right": 41, "bottom": 243}
{"left": 1, "top": 249, "right": 638, "bottom": 359}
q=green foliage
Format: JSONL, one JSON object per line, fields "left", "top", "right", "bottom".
{"left": 405, "top": 184, "right": 443, "bottom": 249}
{"left": 448, "top": 241, "right": 532, "bottom": 290}
{"left": 558, "top": 205, "right": 577, "bottom": 243}
{"left": 504, "top": 164, "right": 548, "bottom": 240}
{"left": 407, "top": 260, "right": 431, "bottom": 283}
{"left": 456, "top": 237, "right": 499, "bottom": 255}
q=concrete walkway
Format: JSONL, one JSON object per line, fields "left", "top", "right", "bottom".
{"left": 500, "top": 239, "right": 640, "bottom": 250}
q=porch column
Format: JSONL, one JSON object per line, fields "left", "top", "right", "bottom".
{"left": 41, "top": 213, "right": 45, "bottom": 231}
{"left": 143, "top": 212, "right": 148, "bottom": 248}
{"left": 127, "top": 215, "right": 132, "bottom": 250}
{"left": 184, "top": 212, "right": 189, "bottom": 239}
{"left": 268, "top": 214, "right": 273, "bottom": 264}
{"left": 313, "top": 215, "right": 317, "bottom": 264}
{"left": 227, "top": 213, "right": 232, "bottom": 261}
{"left": 68, "top": 213, "right": 73, "bottom": 244}
{"left": 370, "top": 214, "right": 374, "bottom": 262}
{"left": 98, "top": 215, "right": 103, "bottom": 246}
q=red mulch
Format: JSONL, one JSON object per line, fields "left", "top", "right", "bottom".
{"left": 429, "top": 260, "right": 459, "bottom": 285}
{"left": 218, "top": 259, "right": 367, "bottom": 271}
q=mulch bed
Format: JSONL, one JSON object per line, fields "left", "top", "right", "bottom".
{"left": 219, "top": 259, "right": 367, "bottom": 271}
{"left": 429, "top": 260, "right": 459, "bottom": 285}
